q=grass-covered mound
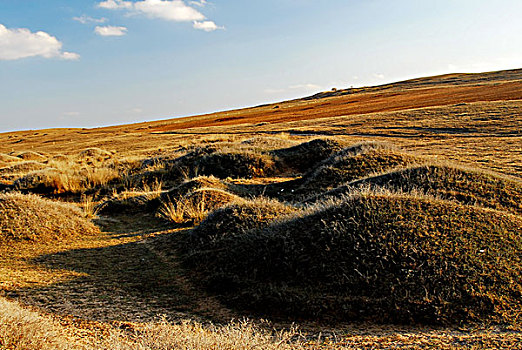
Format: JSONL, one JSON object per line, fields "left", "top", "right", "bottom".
{"left": 186, "top": 193, "right": 522, "bottom": 325}
{"left": 100, "top": 176, "right": 233, "bottom": 215}
{"left": 271, "top": 139, "right": 344, "bottom": 173}
{"left": 0, "top": 161, "right": 47, "bottom": 177}
{"left": 249, "top": 142, "right": 420, "bottom": 200}
{"left": 11, "top": 151, "right": 47, "bottom": 162}
{"left": 0, "top": 193, "right": 98, "bottom": 243}
{"left": 196, "top": 151, "right": 277, "bottom": 179}
{"left": 315, "top": 165, "right": 522, "bottom": 216}
{"left": 296, "top": 145, "right": 421, "bottom": 195}
{"left": 190, "top": 197, "right": 297, "bottom": 242}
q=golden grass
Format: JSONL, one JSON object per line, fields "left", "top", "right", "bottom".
{"left": 158, "top": 188, "right": 241, "bottom": 224}
{"left": 0, "top": 297, "right": 76, "bottom": 350}
{"left": 0, "top": 192, "right": 98, "bottom": 243}
{"left": 0, "top": 296, "right": 302, "bottom": 350}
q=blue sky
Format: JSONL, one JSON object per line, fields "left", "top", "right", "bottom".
{"left": 1, "top": 0, "right": 521, "bottom": 132}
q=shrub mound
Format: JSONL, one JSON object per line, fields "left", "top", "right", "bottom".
{"left": 78, "top": 147, "right": 113, "bottom": 159}
{"left": 297, "top": 146, "right": 421, "bottom": 195}
{"left": 315, "top": 165, "right": 522, "bottom": 215}
{"left": 0, "top": 193, "right": 98, "bottom": 243}
{"left": 271, "top": 139, "right": 344, "bottom": 173}
{"left": 187, "top": 193, "right": 522, "bottom": 325}
{"left": 190, "top": 197, "right": 297, "bottom": 242}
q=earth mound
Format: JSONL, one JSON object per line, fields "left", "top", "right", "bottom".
{"left": 187, "top": 193, "right": 522, "bottom": 325}
{"left": 314, "top": 165, "right": 522, "bottom": 215}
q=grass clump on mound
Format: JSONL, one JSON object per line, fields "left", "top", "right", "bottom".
{"left": 298, "top": 145, "right": 421, "bottom": 194}
{"left": 318, "top": 165, "right": 522, "bottom": 216}
{"left": 271, "top": 138, "right": 344, "bottom": 173}
{"left": 190, "top": 197, "right": 297, "bottom": 242}
{"left": 188, "top": 193, "right": 522, "bottom": 325}
{"left": 0, "top": 193, "right": 98, "bottom": 243}
{"left": 158, "top": 188, "right": 241, "bottom": 225}
{"left": 100, "top": 176, "right": 233, "bottom": 215}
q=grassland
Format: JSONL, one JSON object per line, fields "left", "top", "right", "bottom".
{"left": 1, "top": 69, "right": 521, "bottom": 349}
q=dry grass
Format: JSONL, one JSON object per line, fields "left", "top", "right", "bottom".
{"left": 0, "top": 192, "right": 98, "bottom": 243}
{"left": 10, "top": 151, "right": 47, "bottom": 162}
{"left": 0, "top": 153, "right": 23, "bottom": 163}
{"left": 0, "top": 297, "right": 77, "bottom": 350}
{"left": 158, "top": 188, "right": 241, "bottom": 225}
{"left": 0, "top": 296, "right": 303, "bottom": 350}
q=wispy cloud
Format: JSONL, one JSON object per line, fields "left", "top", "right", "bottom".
{"left": 97, "top": 0, "right": 222, "bottom": 31}
{"left": 189, "top": 0, "right": 208, "bottom": 7}
{"left": 0, "top": 24, "right": 79, "bottom": 61}
{"left": 373, "top": 73, "right": 385, "bottom": 79}
{"left": 193, "top": 20, "right": 223, "bottom": 32}
{"left": 73, "top": 15, "right": 108, "bottom": 24}
{"left": 95, "top": 25, "right": 128, "bottom": 36}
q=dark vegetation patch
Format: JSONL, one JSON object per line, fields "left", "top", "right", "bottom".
{"left": 185, "top": 193, "right": 522, "bottom": 325}
{"left": 0, "top": 192, "right": 98, "bottom": 243}
{"left": 271, "top": 138, "right": 344, "bottom": 173}
{"left": 195, "top": 151, "right": 277, "bottom": 179}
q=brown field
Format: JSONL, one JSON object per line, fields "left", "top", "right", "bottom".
{"left": 1, "top": 69, "right": 521, "bottom": 349}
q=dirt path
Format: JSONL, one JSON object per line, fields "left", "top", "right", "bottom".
{"left": 1, "top": 213, "right": 232, "bottom": 324}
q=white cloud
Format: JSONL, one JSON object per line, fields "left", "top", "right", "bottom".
{"left": 97, "top": 0, "right": 222, "bottom": 30}
{"left": 193, "top": 20, "right": 223, "bottom": 32}
{"left": 95, "top": 25, "right": 128, "bottom": 36}
{"left": 373, "top": 73, "right": 385, "bottom": 79}
{"left": 98, "top": 0, "right": 133, "bottom": 9}
{"left": 73, "top": 15, "right": 108, "bottom": 24}
{"left": 0, "top": 24, "right": 79, "bottom": 61}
